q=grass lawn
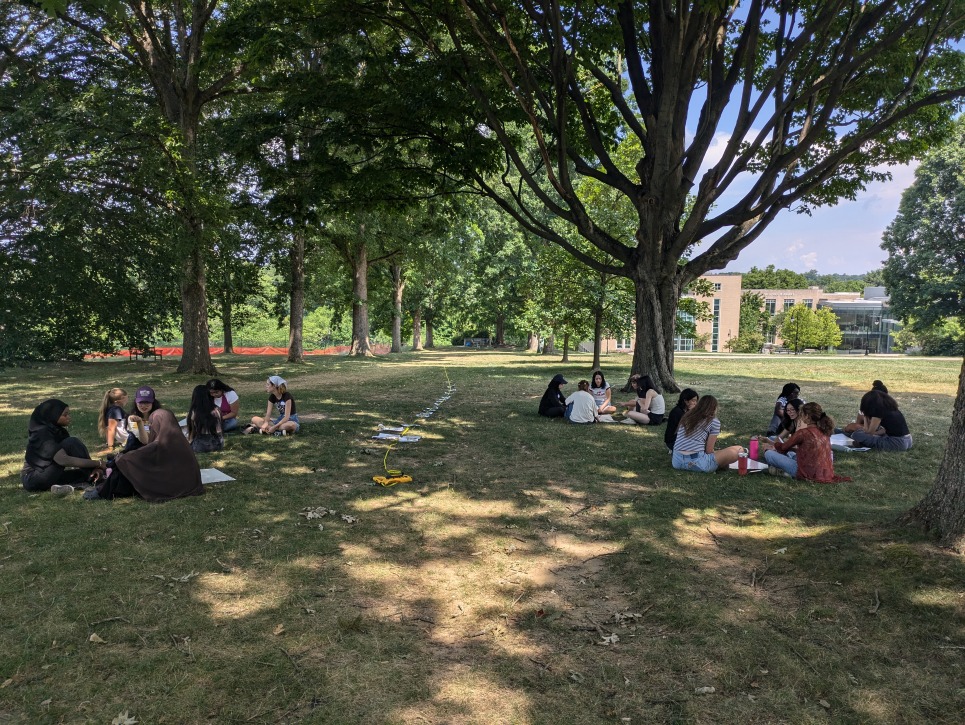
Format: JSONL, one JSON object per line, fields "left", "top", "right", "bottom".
{"left": 1, "top": 350, "right": 963, "bottom": 724}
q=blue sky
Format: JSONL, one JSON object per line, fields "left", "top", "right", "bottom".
{"left": 720, "top": 162, "right": 915, "bottom": 277}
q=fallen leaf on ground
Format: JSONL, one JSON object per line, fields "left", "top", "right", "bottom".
{"left": 695, "top": 686, "right": 716, "bottom": 695}
{"left": 111, "top": 711, "right": 138, "bottom": 725}
{"left": 341, "top": 514, "right": 358, "bottom": 524}
{"left": 819, "top": 700, "right": 831, "bottom": 709}
{"left": 772, "top": 547, "right": 787, "bottom": 554}
{"left": 88, "top": 633, "right": 105, "bottom": 644}
{"left": 273, "top": 624, "right": 286, "bottom": 636}
{"left": 40, "top": 698, "right": 52, "bottom": 707}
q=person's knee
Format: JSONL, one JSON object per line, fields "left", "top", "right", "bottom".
{"left": 61, "top": 436, "right": 90, "bottom": 458}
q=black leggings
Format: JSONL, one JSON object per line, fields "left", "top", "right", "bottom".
{"left": 95, "top": 466, "right": 137, "bottom": 499}
{"left": 21, "top": 437, "right": 94, "bottom": 491}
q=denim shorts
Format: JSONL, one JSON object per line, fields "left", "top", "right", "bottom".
{"left": 672, "top": 450, "right": 718, "bottom": 473}
{"left": 272, "top": 414, "right": 300, "bottom": 432}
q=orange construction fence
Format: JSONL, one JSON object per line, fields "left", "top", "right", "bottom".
{"left": 88, "top": 344, "right": 391, "bottom": 359}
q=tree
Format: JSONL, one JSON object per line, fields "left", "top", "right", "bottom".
{"left": 33, "top": 0, "right": 285, "bottom": 374}
{"left": 727, "top": 292, "right": 768, "bottom": 353}
{"left": 882, "top": 119, "right": 965, "bottom": 549}
{"left": 742, "top": 266, "right": 810, "bottom": 290}
{"left": 367, "top": 0, "right": 965, "bottom": 390}
{"left": 775, "top": 303, "right": 841, "bottom": 352}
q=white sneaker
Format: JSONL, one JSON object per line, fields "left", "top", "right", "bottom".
{"left": 50, "top": 485, "right": 75, "bottom": 496}
{"left": 621, "top": 418, "right": 636, "bottom": 425}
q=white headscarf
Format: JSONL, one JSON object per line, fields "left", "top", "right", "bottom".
{"left": 268, "top": 375, "right": 287, "bottom": 387}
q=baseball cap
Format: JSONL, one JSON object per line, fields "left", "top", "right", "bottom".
{"left": 135, "top": 386, "right": 156, "bottom": 404}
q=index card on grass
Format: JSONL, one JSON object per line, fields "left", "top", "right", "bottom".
{"left": 201, "top": 468, "right": 236, "bottom": 484}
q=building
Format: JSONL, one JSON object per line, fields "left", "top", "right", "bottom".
{"left": 597, "top": 276, "right": 900, "bottom": 353}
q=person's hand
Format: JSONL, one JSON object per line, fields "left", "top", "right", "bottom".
{"left": 88, "top": 469, "right": 103, "bottom": 483}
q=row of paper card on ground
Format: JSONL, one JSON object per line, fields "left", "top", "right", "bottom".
{"left": 373, "top": 425, "right": 421, "bottom": 442}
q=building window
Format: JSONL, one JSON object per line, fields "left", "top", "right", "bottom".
{"left": 674, "top": 336, "right": 694, "bottom": 352}
{"left": 615, "top": 338, "right": 631, "bottom": 350}
{"left": 712, "top": 299, "right": 720, "bottom": 352}
{"left": 803, "top": 298, "right": 813, "bottom": 309}
{"left": 765, "top": 299, "right": 776, "bottom": 315}
{"left": 784, "top": 299, "right": 795, "bottom": 311}
{"left": 713, "top": 282, "right": 722, "bottom": 291}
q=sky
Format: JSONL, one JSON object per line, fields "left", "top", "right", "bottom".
{"left": 719, "top": 161, "right": 917, "bottom": 277}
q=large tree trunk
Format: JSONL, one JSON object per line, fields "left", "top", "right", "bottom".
{"left": 349, "top": 242, "right": 373, "bottom": 356}
{"left": 560, "top": 331, "right": 570, "bottom": 363}
{"left": 630, "top": 271, "right": 681, "bottom": 392}
{"left": 527, "top": 331, "right": 539, "bottom": 352}
{"left": 177, "top": 241, "right": 215, "bottom": 374}
{"left": 412, "top": 307, "right": 423, "bottom": 350}
{"left": 494, "top": 314, "right": 505, "bottom": 346}
{"left": 287, "top": 228, "right": 305, "bottom": 363}
{"left": 222, "top": 291, "right": 234, "bottom": 354}
{"left": 592, "top": 303, "right": 603, "bottom": 371}
{"left": 390, "top": 263, "right": 404, "bottom": 353}
{"left": 543, "top": 334, "right": 555, "bottom": 355}
{"left": 425, "top": 313, "right": 435, "bottom": 348}
{"left": 901, "top": 357, "right": 965, "bottom": 551}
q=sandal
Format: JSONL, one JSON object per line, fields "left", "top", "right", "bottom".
{"left": 242, "top": 424, "right": 259, "bottom": 435}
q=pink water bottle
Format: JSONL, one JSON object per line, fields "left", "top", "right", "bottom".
{"left": 749, "top": 436, "right": 759, "bottom": 461}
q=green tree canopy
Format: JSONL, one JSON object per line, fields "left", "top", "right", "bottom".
{"left": 742, "top": 266, "right": 810, "bottom": 290}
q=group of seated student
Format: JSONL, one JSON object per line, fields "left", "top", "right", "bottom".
{"left": 540, "top": 373, "right": 911, "bottom": 483}
{"left": 22, "top": 374, "right": 298, "bottom": 499}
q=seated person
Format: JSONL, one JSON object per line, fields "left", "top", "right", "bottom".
{"left": 767, "top": 382, "right": 801, "bottom": 436}
{"left": 623, "top": 375, "right": 665, "bottom": 425}
{"left": 538, "top": 374, "right": 568, "bottom": 418}
{"left": 761, "top": 402, "right": 851, "bottom": 482}
{"left": 206, "top": 378, "right": 241, "bottom": 432}
{"left": 564, "top": 380, "right": 599, "bottom": 424}
{"left": 665, "top": 389, "right": 698, "bottom": 452}
{"left": 187, "top": 384, "right": 224, "bottom": 453}
{"left": 771, "top": 398, "right": 804, "bottom": 451}
{"left": 671, "top": 395, "right": 743, "bottom": 473}
{"left": 85, "top": 409, "right": 204, "bottom": 502}
{"left": 21, "top": 399, "right": 105, "bottom": 493}
{"left": 589, "top": 371, "right": 617, "bottom": 415}
{"left": 844, "top": 390, "right": 912, "bottom": 451}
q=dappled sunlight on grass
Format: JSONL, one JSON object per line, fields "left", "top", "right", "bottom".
{"left": 194, "top": 571, "right": 290, "bottom": 621}
{"left": 907, "top": 587, "right": 965, "bottom": 608}
{"left": 391, "top": 667, "right": 533, "bottom": 724}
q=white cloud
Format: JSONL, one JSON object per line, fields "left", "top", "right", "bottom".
{"left": 800, "top": 252, "right": 818, "bottom": 269}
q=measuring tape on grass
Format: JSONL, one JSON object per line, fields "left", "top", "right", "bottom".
{"left": 372, "top": 369, "right": 456, "bottom": 487}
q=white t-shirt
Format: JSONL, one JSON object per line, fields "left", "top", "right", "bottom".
{"left": 212, "top": 390, "right": 239, "bottom": 416}
{"left": 565, "top": 390, "right": 598, "bottom": 424}
{"left": 589, "top": 383, "right": 611, "bottom": 407}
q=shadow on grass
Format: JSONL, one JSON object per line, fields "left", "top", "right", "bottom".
{"left": 0, "top": 354, "right": 962, "bottom": 723}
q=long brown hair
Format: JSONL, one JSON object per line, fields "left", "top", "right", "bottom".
{"left": 802, "top": 402, "right": 834, "bottom": 436}
{"left": 97, "top": 387, "right": 127, "bottom": 435}
{"left": 680, "top": 395, "right": 718, "bottom": 435}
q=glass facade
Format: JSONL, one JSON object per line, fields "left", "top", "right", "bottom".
{"left": 817, "top": 302, "right": 900, "bottom": 353}
{"left": 711, "top": 299, "right": 720, "bottom": 352}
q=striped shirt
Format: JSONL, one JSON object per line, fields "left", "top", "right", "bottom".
{"left": 673, "top": 417, "right": 721, "bottom": 454}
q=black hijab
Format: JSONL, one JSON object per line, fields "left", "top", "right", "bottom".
{"left": 25, "top": 399, "right": 70, "bottom": 468}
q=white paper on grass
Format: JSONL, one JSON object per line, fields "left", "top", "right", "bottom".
{"left": 830, "top": 433, "right": 870, "bottom": 452}
{"left": 727, "top": 458, "right": 769, "bottom": 472}
{"left": 378, "top": 425, "right": 406, "bottom": 432}
{"left": 201, "top": 468, "right": 236, "bottom": 484}
{"left": 372, "top": 433, "right": 421, "bottom": 442}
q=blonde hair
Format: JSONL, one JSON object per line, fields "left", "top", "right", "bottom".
{"left": 97, "top": 387, "right": 127, "bottom": 435}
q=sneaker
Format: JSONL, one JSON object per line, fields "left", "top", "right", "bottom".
{"left": 767, "top": 466, "right": 781, "bottom": 476}
{"left": 82, "top": 487, "right": 101, "bottom": 501}
{"left": 621, "top": 418, "right": 636, "bottom": 425}
{"left": 50, "top": 484, "right": 75, "bottom": 496}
